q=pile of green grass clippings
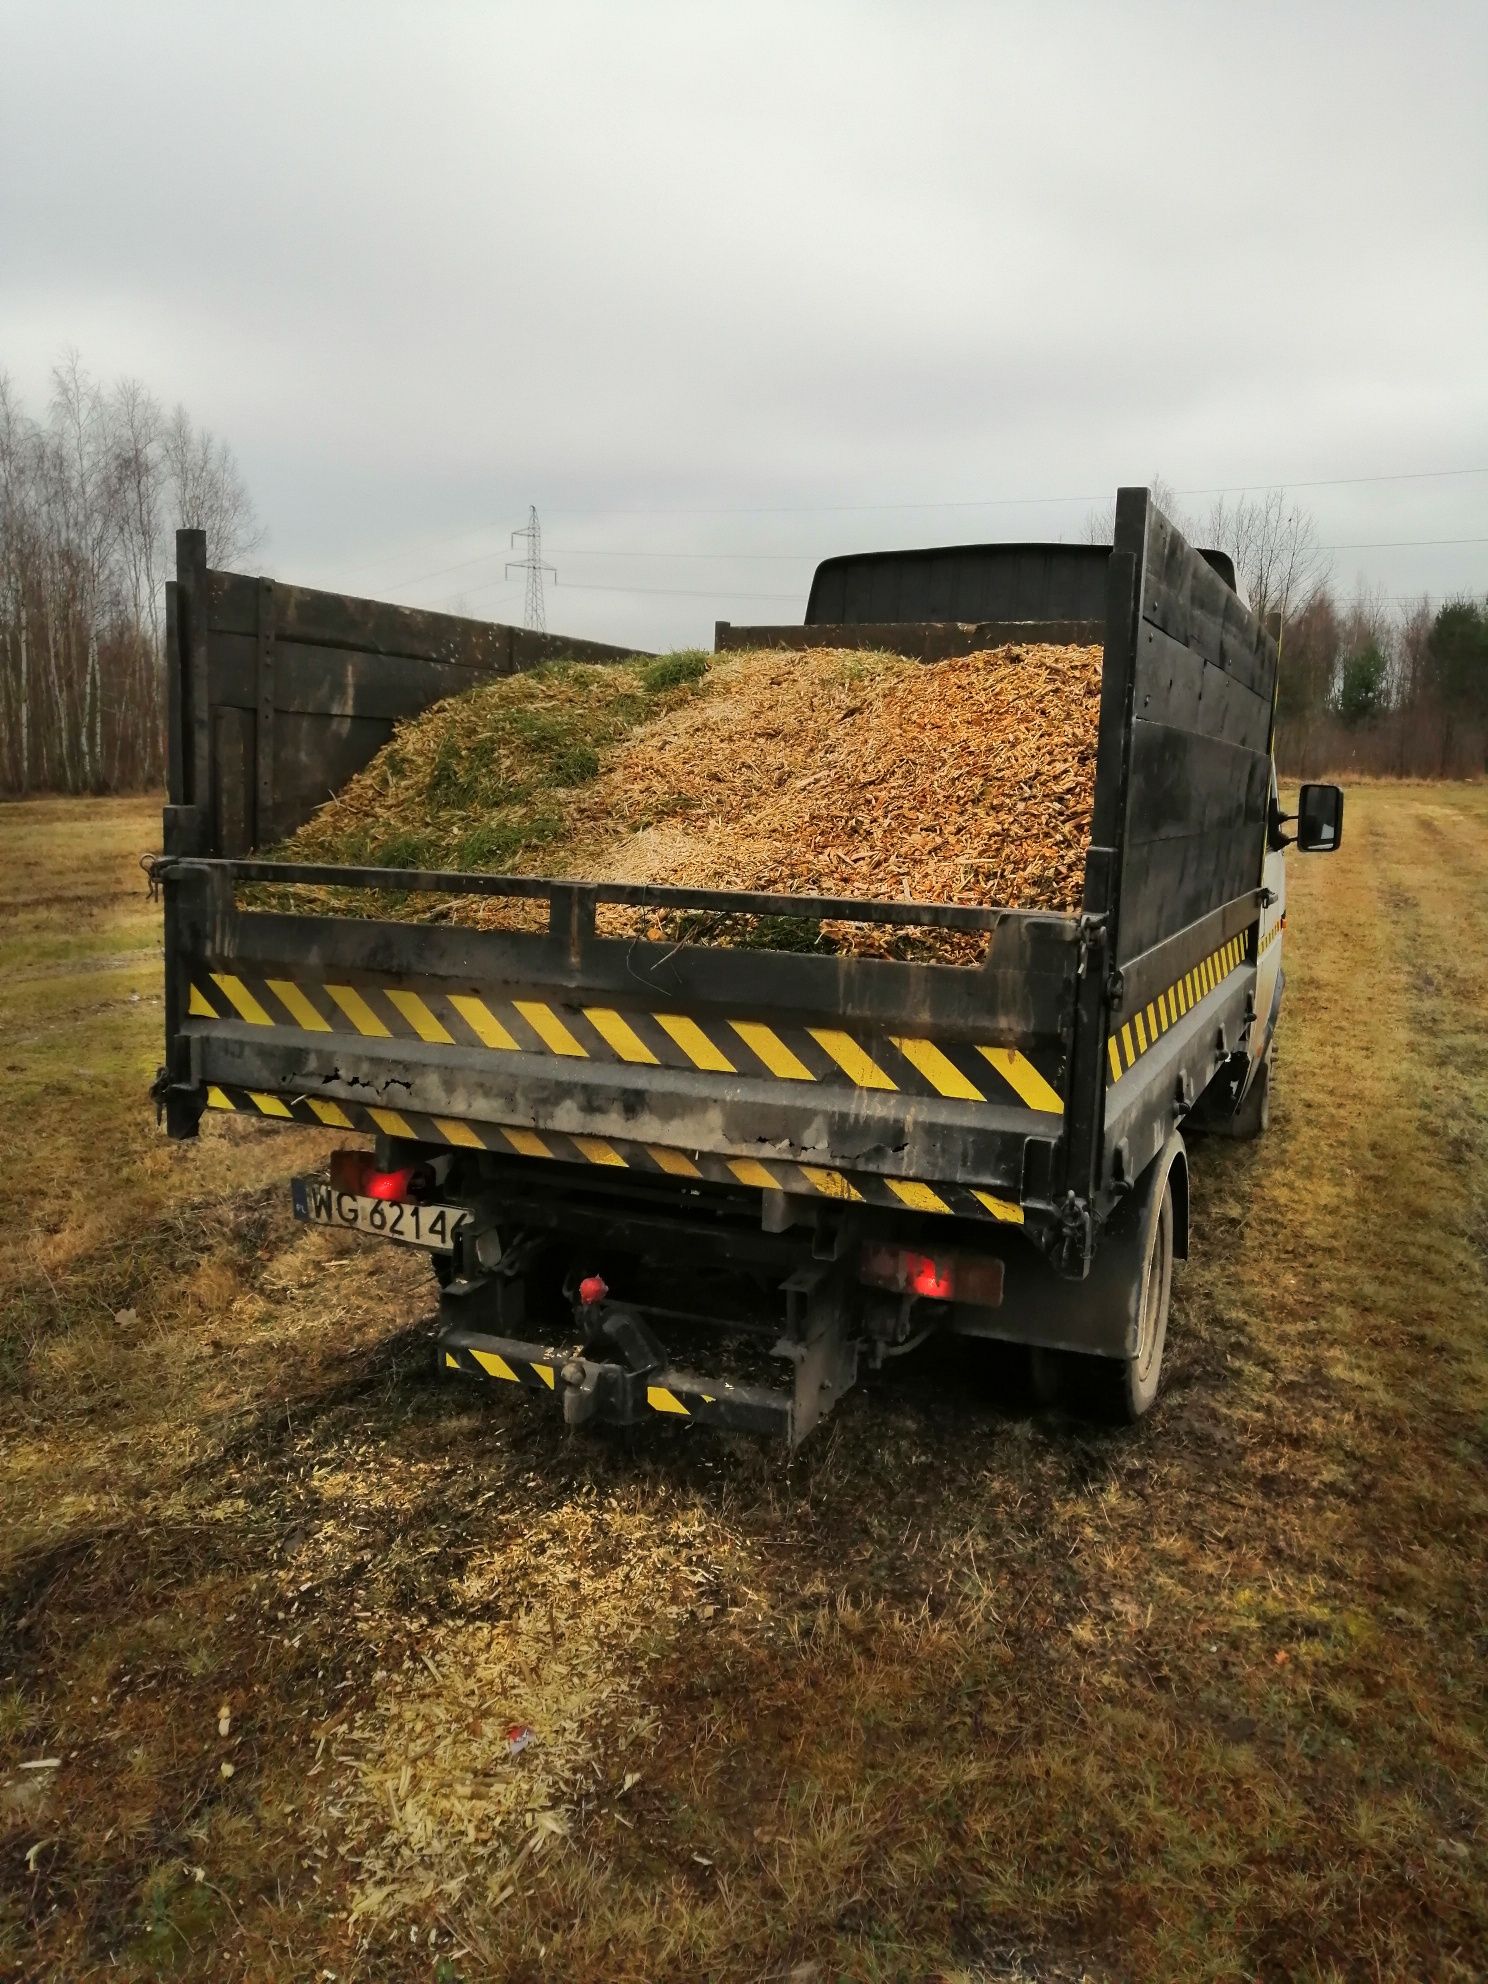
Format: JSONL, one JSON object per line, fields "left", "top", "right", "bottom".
{"left": 278, "top": 650, "right": 713, "bottom": 878}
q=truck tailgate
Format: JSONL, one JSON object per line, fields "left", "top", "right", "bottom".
{"left": 161, "top": 864, "right": 1082, "bottom": 1234}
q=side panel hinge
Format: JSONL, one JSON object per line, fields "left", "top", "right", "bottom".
{"left": 1076, "top": 913, "right": 1108, "bottom": 981}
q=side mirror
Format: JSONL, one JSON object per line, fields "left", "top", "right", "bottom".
{"left": 1296, "top": 782, "right": 1344, "bottom": 853}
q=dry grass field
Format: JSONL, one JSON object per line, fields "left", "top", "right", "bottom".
{"left": 1, "top": 786, "right": 1485, "bottom": 1983}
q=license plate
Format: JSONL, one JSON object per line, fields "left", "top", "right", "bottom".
{"left": 291, "top": 1177, "right": 472, "bottom": 1252}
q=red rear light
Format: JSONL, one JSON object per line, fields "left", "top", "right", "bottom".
{"left": 907, "top": 1253, "right": 954, "bottom": 1300}
{"left": 859, "top": 1242, "right": 1003, "bottom": 1308}
{"left": 327, "top": 1149, "right": 427, "bottom": 1201}
{"left": 366, "top": 1165, "right": 417, "bottom": 1201}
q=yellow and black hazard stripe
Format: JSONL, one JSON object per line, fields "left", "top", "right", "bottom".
{"left": 186, "top": 971, "right": 1063, "bottom": 1115}
{"left": 202, "top": 1082, "right": 1025, "bottom": 1225}
{"left": 437, "top": 1337, "right": 789, "bottom": 1434}
{"left": 1106, "top": 926, "right": 1254, "bottom": 1085}
{"left": 441, "top": 1342, "right": 559, "bottom": 1392}
{"left": 1256, "top": 915, "right": 1283, "bottom": 959}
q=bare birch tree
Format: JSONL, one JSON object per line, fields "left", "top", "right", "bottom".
{"left": 0, "top": 354, "right": 262, "bottom": 791}
{"left": 1197, "top": 488, "right": 1330, "bottom": 621}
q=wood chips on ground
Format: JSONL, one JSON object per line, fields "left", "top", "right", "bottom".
{"left": 292, "top": 1458, "right": 708, "bottom": 1925}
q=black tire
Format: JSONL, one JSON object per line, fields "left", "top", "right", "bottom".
{"left": 1078, "top": 1174, "right": 1174, "bottom": 1422}
{"left": 1029, "top": 1140, "right": 1180, "bottom": 1424}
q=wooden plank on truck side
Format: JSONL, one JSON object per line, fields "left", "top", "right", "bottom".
{"left": 1140, "top": 508, "right": 1277, "bottom": 700}
{"left": 1116, "top": 890, "right": 1264, "bottom": 1021}
{"left": 1130, "top": 621, "right": 1272, "bottom": 755}
{"left": 213, "top": 707, "right": 254, "bottom": 856}
{"left": 1123, "top": 725, "right": 1272, "bottom": 845}
{"left": 254, "top": 578, "right": 275, "bottom": 844}
{"left": 1117, "top": 823, "right": 1270, "bottom": 960}
{"left": 179, "top": 530, "right": 213, "bottom": 819}
{"left": 205, "top": 633, "right": 485, "bottom": 722}
{"left": 257, "top": 712, "right": 397, "bottom": 844}
{"left": 714, "top": 619, "right": 1105, "bottom": 657}
{"left": 165, "top": 579, "right": 185, "bottom": 805}
{"left": 207, "top": 571, "right": 647, "bottom": 671}
{"left": 207, "top": 571, "right": 520, "bottom": 668}
{"left": 511, "top": 627, "right": 656, "bottom": 667}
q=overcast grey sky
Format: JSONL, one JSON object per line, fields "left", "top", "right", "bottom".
{"left": 3, "top": 0, "right": 1485, "bottom": 648}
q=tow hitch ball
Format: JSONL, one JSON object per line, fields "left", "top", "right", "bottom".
{"left": 559, "top": 1271, "right": 668, "bottom": 1426}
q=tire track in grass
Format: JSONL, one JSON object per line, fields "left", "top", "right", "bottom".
{"left": 1245, "top": 786, "right": 1488, "bottom": 1970}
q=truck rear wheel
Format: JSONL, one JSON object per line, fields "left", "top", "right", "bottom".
{"left": 1029, "top": 1138, "right": 1181, "bottom": 1424}
{"left": 1083, "top": 1172, "right": 1173, "bottom": 1421}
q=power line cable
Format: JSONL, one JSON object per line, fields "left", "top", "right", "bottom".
{"left": 546, "top": 546, "right": 812, "bottom": 561}
{"left": 1181, "top": 466, "right": 1488, "bottom": 495}
{"left": 553, "top": 579, "right": 801, "bottom": 601}
{"left": 396, "top": 529, "right": 1484, "bottom": 600}
{"left": 1318, "top": 536, "right": 1487, "bottom": 550}
{"left": 330, "top": 461, "right": 1488, "bottom": 587}
{"left": 538, "top": 464, "right": 1488, "bottom": 519}
{"left": 542, "top": 533, "right": 1488, "bottom": 557}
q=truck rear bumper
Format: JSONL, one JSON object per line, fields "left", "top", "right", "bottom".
{"left": 438, "top": 1326, "right": 795, "bottom": 1438}
{"left": 180, "top": 1072, "right": 1042, "bottom": 1229}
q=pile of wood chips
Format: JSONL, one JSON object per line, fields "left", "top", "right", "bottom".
{"left": 569, "top": 643, "right": 1102, "bottom": 958}
{"left": 283, "top": 643, "right": 1104, "bottom": 961}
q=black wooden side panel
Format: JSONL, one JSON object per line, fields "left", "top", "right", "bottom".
{"left": 510, "top": 625, "right": 646, "bottom": 670}
{"left": 178, "top": 531, "right": 647, "bottom": 855}
{"left": 716, "top": 619, "right": 1105, "bottom": 657}
{"left": 1119, "top": 729, "right": 1270, "bottom": 955}
{"left": 209, "top": 571, "right": 642, "bottom": 671}
{"left": 208, "top": 634, "right": 478, "bottom": 723}
{"left": 1131, "top": 623, "right": 1272, "bottom": 754}
{"left": 1112, "top": 492, "right": 1278, "bottom": 968}
{"left": 257, "top": 714, "right": 396, "bottom": 845}
{"left": 1118, "top": 827, "right": 1266, "bottom": 957}
{"left": 1125, "top": 727, "right": 1271, "bottom": 843}
{"left": 1141, "top": 506, "right": 1275, "bottom": 700}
